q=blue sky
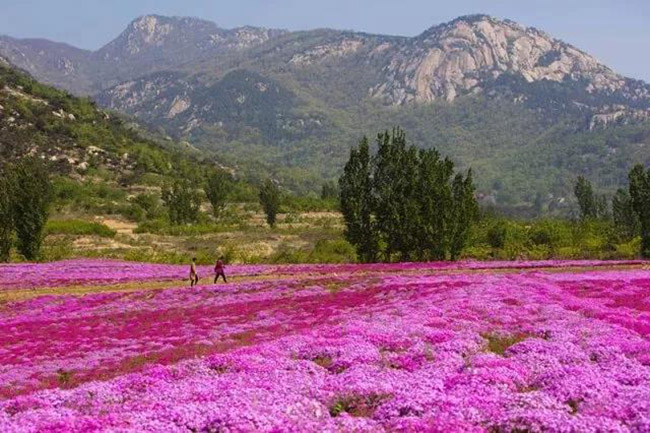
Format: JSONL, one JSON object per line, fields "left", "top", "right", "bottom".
{"left": 2, "top": 0, "right": 649, "bottom": 81}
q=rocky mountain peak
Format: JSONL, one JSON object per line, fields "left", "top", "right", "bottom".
{"left": 94, "top": 15, "right": 285, "bottom": 65}
{"left": 97, "top": 15, "right": 223, "bottom": 59}
{"left": 371, "top": 14, "right": 636, "bottom": 105}
{"left": 128, "top": 15, "right": 175, "bottom": 47}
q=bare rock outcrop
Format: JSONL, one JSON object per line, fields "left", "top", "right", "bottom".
{"left": 370, "top": 15, "right": 639, "bottom": 104}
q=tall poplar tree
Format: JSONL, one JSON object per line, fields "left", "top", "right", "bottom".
{"left": 339, "top": 137, "right": 377, "bottom": 262}
{"left": 449, "top": 170, "right": 478, "bottom": 260}
{"left": 373, "top": 128, "right": 419, "bottom": 261}
{"left": 0, "top": 167, "right": 14, "bottom": 262}
{"left": 11, "top": 157, "right": 53, "bottom": 260}
{"left": 628, "top": 165, "right": 650, "bottom": 258}
{"left": 259, "top": 179, "right": 281, "bottom": 228}
{"left": 416, "top": 148, "right": 453, "bottom": 260}
{"left": 574, "top": 176, "right": 597, "bottom": 220}
{"left": 205, "top": 169, "right": 232, "bottom": 219}
{"left": 612, "top": 188, "right": 639, "bottom": 239}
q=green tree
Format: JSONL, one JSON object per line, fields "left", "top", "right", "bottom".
{"left": 373, "top": 128, "right": 421, "bottom": 261}
{"left": 487, "top": 220, "right": 508, "bottom": 249}
{"left": 259, "top": 179, "right": 280, "bottom": 227}
{"left": 449, "top": 170, "right": 478, "bottom": 260}
{"left": 628, "top": 165, "right": 650, "bottom": 257}
{"left": 11, "top": 157, "right": 53, "bottom": 260}
{"left": 339, "top": 137, "right": 377, "bottom": 262}
{"left": 0, "top": 167, "right": 14, "bottom": 262}
{"left": 339, "top": 127, "right": 477, "bottom": 262}
{"left": 595, "top": 194, "right": 610, "bottom": 220}
{"left": 320, "top": 181, "right": 339, "bottom": 200}
{"left": 574, "top": 176, "right": 597, "bottom": 220}
{"left": 132, "top": 193, "right": 162, "bottom": 220}
{"left": 416, "top": 148, "right": 453, "bottom": 260}
{"left": 162, "top": 179, "right": 201, "bottom": 225}
{"left": 612, "top": 188, "right": 639, "bottom": 239}
{"left": 205, "top": 169, "right": 232, "bottom": 219}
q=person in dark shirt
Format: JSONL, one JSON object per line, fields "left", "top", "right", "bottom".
{"left": 214, "top": 257, "right": 227, "bottom": 283}
{"left": 189, "top": 257, "right": 199, "bottom": 287}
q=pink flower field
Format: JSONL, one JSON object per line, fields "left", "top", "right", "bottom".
{"left": 1, "top": 260, "right": 650, "bottom": 432}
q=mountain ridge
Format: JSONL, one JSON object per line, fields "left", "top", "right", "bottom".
{"left": 3, "top": 14, "right": 649, "bottom": 95}
{"left": 2, "top": 14, "right": 650, "bottom": 213}
{"left": 0, "top": 15, "right": 287, "bottom": 94}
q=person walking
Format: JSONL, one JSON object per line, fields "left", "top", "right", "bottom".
{"left": 214, "top": 257, "right": 227, "bottom": 283}
{"left": 189, "top": 257, "right": 199, "bottom": 287}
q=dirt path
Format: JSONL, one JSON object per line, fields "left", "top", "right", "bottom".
{"left": 98, "top": 218, "right": 137, "bottom": 235}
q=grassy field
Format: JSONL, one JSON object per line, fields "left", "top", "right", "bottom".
{"left": 40, "top": 209, "right": 350, "bottom": 265}
{"left": 35, "top": 205, "right": 643, "bottom": 265}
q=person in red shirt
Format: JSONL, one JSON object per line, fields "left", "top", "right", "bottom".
{"left": 214, "top": 257, "right": 227, "bottom": 283}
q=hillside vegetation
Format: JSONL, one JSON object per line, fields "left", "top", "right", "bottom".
{"left": 0, "top": 60, "right": 646, "bottom": 265}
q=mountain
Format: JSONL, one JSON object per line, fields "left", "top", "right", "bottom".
{"left": 0, "top": 60, "right": 220, "bottom": 211}
{"left": 2, "top": 14, "right": 650, "bottom": 213}
{"left": 372, "top": 15, "right": 650, "bottom": 105}
{"left": 0, "top": 15, "right": 286, "bottom": 94}
{"left": 0, "top": 37, "right": 93, "bottom": 94}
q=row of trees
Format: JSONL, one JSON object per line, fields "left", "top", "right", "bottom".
{"left": 161, "top": 169, "right": 235, "bottom": 225}
{"left": 574, "top": 166, "right": 650, "bottom": 258}
{"left": 0, "top": 157, "right": 53, "bottom": 261}
{"left": 339, "top": 128, "right": 478, "bottom": 263}
{"left": 161, "top": 168, "right": 282, "bottom": 228}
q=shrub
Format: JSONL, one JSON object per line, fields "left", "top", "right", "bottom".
{"left": 123, "top": 193, "right": 163, "bottom": 222}
{"left": 307, "top": 240, "right": 357, "bottom": 264}
{"left": 530, "top": 227, "right": 553, "bottom": 246}
{"left": 527, "top": 244, "right": 552, "bottom": 260}
{"left": 615, "top": 237, "right": 641, "bottom": 259}
{"left": 282, "top": 195, "right": 338, "bottom": 212}
{"left": 268, "top": 243, "right": 308, "bottom": 264}
{"left": 460, "top": 245, "right": 491, "bottom": 261}
{"left": 45, "top": 220, "right": 116, "bottom": 238}
{"left": 122, "top": 204, "right": 146, "bottom": 222}
{"left": 123, "top": 248, "right": 214, "bottom": 265}
{"left": 42, "top": 237, "right": 75, "bottom": 261}
{"left": 487, "top": 221, "right": 508, "bottom": 249}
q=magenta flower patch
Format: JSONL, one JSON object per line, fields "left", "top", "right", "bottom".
{"left": 1, "top": 260, "right": 649, "bottom": 431}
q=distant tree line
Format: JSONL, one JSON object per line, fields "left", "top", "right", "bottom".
{"left": 339, "top": 127, "right": 478, "bottom": 263}
{"left": 161, "top": 168, "right": 236, "bottom": 225}
{"left": 0, "top": 157, "right": 53, "bottom": 261}
{"left": 574, "top": 166, "right": 650, "bottom": 258}
{"left": 161, "top": 167, "right": 283, "bottom": 229}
